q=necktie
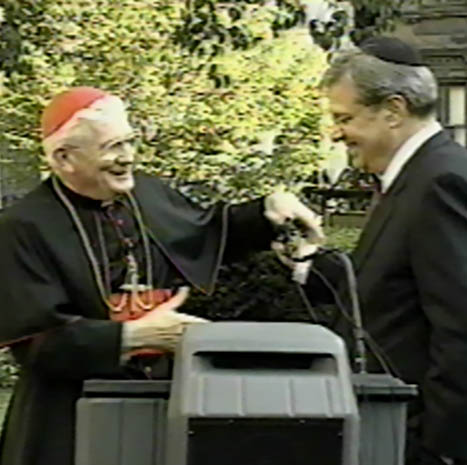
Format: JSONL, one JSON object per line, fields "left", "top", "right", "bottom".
{"left": 367, "top": 178, "right": 382, "bottom": 218}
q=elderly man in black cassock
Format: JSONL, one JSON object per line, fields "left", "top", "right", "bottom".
{"left": 0, "top": 87, "right": 323, "bottom": 465}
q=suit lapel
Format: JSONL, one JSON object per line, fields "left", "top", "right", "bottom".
{"left": 352, "top": 162, "right": 408, "bottom": 271}
{"left": 353, "top": 192, "right": 396, "bottom": 271}
{"left": 353, "top": 130, "right": 449, "bottom": 271}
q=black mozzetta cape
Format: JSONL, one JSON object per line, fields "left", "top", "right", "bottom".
{"left": 0, "top": 173, "right": 272, "bottom": 346}
{"left": 0, "top": 173, "right": 274, "bottom": 465}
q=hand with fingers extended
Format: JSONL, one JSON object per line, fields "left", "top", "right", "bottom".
{"left": 122, "top": 287, "right": 209, "bottom": 353}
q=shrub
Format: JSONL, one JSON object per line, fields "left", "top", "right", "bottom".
{"left": 185, "top": 226, "right": 361, "bottom": 321}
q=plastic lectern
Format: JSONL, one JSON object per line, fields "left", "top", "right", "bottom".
{"left": 165, "top": 322, "right": 359, "bottom": 465}
{"left": 75, "top": 322, "right": 417, "bottom": 465}
{"left": 75, "top": 380, "right": 169, "bottom": 465}
{"left": 353, "top": 373, "right": 417, "bottom": 465}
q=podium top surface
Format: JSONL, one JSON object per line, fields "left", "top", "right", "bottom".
{"left": 83, "top": 375, "right": 417, "bottom": 401}
{"left": 352, "top": 373, "right": 418, "bottom": 401}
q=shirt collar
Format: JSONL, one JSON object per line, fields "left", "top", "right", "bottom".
{"left": 380, "top": 120, "right": 442, "bottom": 193}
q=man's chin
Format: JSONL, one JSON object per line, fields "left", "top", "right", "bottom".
{"left": 108, "top": 176, "right": 135, "bottom": 194}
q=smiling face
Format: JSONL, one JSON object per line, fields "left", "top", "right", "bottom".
{"left": 58, "top": 119, "right": 136, "bottom": 200}
{"left": 327, "top": 76, "right": 398, "bottom": 174}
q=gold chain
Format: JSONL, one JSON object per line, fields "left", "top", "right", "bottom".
{"left": 51, "top": 175, "right": 155, "bottom": 313}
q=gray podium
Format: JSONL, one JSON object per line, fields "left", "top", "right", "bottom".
{"left": 166, "top": 323, "right": 359, "bottom": 465}
{"left": 75, "top": 322, "right": 416, "bottom": 465}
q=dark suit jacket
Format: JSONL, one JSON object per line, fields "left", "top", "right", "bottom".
{"left": 309, "top": 131, "right": 467, "bottom": 460}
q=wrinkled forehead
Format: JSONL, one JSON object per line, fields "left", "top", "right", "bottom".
{"left": 80, "top": 119, "right": 133, "bottom": 144}
{"left": 69, "top": 110, "right": 134, "bottom": 148}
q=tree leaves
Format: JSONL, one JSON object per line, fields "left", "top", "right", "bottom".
{"left": 1, "top": 0, "right": 331, "bottom": 204}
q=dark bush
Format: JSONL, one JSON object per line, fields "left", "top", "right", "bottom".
{"left": 0, "top": 226, "right": 360, "bottom": 387}
{"left": 185, "top": 225, "right": 360, "bottom": 321}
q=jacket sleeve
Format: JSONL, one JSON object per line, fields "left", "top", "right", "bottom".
{"left": 409, "top": 172, "right": 467, "bottom": 456}
{"left": 0, "top": 215, "right": 124, "bottom": 380}
{"left": 223, "top": 198, "right": 276, "bottom": 263}
{"left": 302, "top": 249, "right": 348, "bottom": 306}
{"left": 11, "top": 319, "right": 124, "bottom": 380}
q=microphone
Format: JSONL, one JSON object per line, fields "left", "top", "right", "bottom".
{"left": 331, "top": 251, "right": 367, "bottom": 373}
{"left": 297, "top": 247, "right": 367, "bottom": 374}
{"left": 274, "top": 221, "right": 367, "bottom": 373}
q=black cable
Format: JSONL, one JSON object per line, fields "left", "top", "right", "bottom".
{"left": 275, "top": 220, "right": 399, "bottom": 377}
{"left": 334, "top": 251, "right": 367, "bottom": 373}
{"left": 305, "top": 261, "right": 400, "bottom": 378}
{"left": 296, "top": 282, "right": 319, "bottom": 322}
{"left": 296, "top": 249, "right": 404, "bottom": 465}
{"left": 305, "top": 263, "right": 403, "bottom": 465}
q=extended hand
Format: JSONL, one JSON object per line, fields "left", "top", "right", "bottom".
{"left": 123, "top": 287, "right": 208, "bottom": 352}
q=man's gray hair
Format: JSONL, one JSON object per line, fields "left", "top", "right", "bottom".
{"left": 321, "top": 48, "right": 438, "bottom": 118}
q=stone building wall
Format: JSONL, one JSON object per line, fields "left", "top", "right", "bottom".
{"left": 398, "top": 0, "right": 467, "bottom": 81}
{"left": 394, "top": 0, "right": 467, "bottom": 146}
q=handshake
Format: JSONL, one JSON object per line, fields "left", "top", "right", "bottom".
{"left": 123, "top": 191, "right": 324, "bottom": 355}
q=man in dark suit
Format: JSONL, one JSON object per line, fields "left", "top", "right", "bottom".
{"left": 301, "top": 37, "right": 467, "bottom": 464}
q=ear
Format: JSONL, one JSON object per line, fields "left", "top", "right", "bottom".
{"left": 383, "top": 95, "right": 409, "bottom": 128}
{"left": 51, "top": 147, "right": 75, "bottom": 174}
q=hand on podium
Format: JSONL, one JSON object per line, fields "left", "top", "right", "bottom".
{"left": 122, "top": 287, "right": 209, "bottom": 354}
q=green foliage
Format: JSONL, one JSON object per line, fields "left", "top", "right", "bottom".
{"left": 174, "top": 0, "right": 306, "bottom": 58}
{"left": 0, "top": 0, "right": 330, "bottom": 203}
{"left": 350, "top": 0, "right": 414, "bottom": 44}
{"left": 325, "top": 225, "right": 361, "bottom": 252}
{"left": 308, "top": 0, "right": 422, "bottom": 51}
{"left": 173, "top": 0, "right": 422, "bottom": 57}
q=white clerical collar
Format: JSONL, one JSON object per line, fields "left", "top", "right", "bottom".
{"left": 380, "top": 120, "right": 442, "bottom": 193}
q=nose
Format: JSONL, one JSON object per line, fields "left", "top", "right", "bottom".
{"left": 116, "top": 141, "right": 135, "bottom": 165}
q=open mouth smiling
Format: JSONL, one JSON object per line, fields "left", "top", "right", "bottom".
{"left": 106, "top": 167, "right": 132, "bottom": 177}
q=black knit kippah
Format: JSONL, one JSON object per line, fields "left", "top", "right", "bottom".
{"left": 359, "top": 36, "right": 424, "bottom": 66}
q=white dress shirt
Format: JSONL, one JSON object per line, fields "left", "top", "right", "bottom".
{"left": 380, "top": 120, "right": 442, "bottom": 193}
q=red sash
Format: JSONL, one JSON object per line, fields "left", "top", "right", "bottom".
{"left": 109, "top": 289, "right": 173, "bottom": 357}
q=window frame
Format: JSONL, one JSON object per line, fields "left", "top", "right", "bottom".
{"left": 437, "top": 80, "right": 467, "bottom": 146}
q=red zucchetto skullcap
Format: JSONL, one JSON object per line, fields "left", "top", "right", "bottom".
{"left": 41, "top": 87, "right": 109, "bottom": 139}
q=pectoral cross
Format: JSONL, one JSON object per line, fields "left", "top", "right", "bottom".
{"left": 119, "top": 253, "right": 152, "bottom": 293}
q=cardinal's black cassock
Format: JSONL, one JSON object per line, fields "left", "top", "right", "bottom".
{"left": 0, "top": 173, "right": 275, "bottom": 465}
